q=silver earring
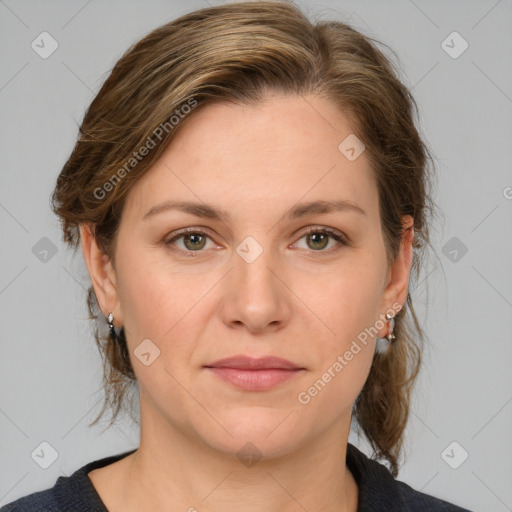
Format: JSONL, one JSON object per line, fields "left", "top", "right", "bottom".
{"left": 375, "top": 312, "right": 396, "bottom": 354}
{"left": 107, "top": 312, "right": 116, "bottom": 337}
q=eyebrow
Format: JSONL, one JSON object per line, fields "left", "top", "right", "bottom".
{"left": 142, "top": 199, "right": 366, "bottom": 222}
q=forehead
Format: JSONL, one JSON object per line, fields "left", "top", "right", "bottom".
{"left": 124, "top": 93, "right": 379, "bottom": 223}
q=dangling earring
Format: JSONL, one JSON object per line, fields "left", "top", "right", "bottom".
{"left": 375, "top": 312, "right": 397, "bottom": 354}
{"left": 107, "top": 312, "right": 116, "bottom": 338}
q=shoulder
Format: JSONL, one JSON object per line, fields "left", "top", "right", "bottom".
{"left": 0, "top": 487, "right": 60, "bottom": 512}
{"left": 392, "top": 477, "right": 473, "bottom": 511}
{"left": 346, "top": 443, "right": 473, "bottom": 512}
{"left": 0, "top": 449, "right": 137, "bottom": 512}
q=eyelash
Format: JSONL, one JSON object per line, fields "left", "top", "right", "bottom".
{"left": 163, "top": 226, "right": 348, "bottom": 257}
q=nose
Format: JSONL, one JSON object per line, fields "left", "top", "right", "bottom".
{"left": 219, "top": 243, "right": 291, "bottom": 334}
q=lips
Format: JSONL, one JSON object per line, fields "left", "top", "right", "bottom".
{"left": 204, "top": 355, "right": 303, "bottom": 371}
{"left": 204, "top": 356, "right": 305, "bottom": 391}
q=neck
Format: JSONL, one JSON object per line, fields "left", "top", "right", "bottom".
{"left": 115, "top": 408, "right": 359, "bottom": 512}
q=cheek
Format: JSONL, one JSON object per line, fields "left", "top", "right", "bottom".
{"left": 289, "top": 261, "right": 383, "bottom": 406}
{"left": 290, "top": 258, "right": 385, "bottom": 346}
{"left": 114, "top": 248, "right": 221, "bottom": 389}
{"left": 297, "top": 344, "right": 373, "bottom": 424}
{"left": 115, "top": 244, "right": 199, "bottom": 339}
{"left": 294, "top": 280, "right": 378, "bottom": 416}
{"left": 116, "top": 266, "right": 169, "bottom": 340}
{"left": 114, "top": 252, "right": 205, "bottom": 405}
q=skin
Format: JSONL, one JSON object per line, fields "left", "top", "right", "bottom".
{"left": 81, "top": 93, "right": 414, "bottom": 512}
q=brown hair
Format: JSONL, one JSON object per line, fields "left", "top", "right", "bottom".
{"left": 51, "top": 0, "right": 437, "bottom": 476}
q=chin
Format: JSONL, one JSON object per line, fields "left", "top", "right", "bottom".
{"left": 194, "top": 406, "right": 307, "bottom": 461}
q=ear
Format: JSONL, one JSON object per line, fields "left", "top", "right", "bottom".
{"left": 80, "top": 223, "right": 122, "bottom": 327}
{"left": 378, "top": 215, "right": 415, "bottom": 325}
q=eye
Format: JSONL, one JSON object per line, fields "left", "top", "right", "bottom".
{"left": 292, "top": 227, "right": 347, "bottom": 253}
{"left": 164, "top": 228, "right": 217, "bottom": 256}
{"left": 163, "top": 226, "right": 348, "bottom": 257}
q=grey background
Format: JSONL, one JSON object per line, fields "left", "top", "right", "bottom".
{"left": 1, "top": 0, "right": 511, "bottom": 510}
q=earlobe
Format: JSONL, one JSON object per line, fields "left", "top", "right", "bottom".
{"left": 79, "top": 223, "right": 122, "bottom": 325}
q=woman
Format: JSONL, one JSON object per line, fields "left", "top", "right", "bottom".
{"left": 1, "top": 1, "right": 473, "bottom": 511}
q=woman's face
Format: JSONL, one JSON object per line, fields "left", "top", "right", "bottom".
{"left": 85, "top": 93, "right": 412, "bottom": 459}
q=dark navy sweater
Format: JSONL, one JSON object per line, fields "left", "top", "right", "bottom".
{"left": 0, "top": 443, "right": 473, "bottom": 511}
